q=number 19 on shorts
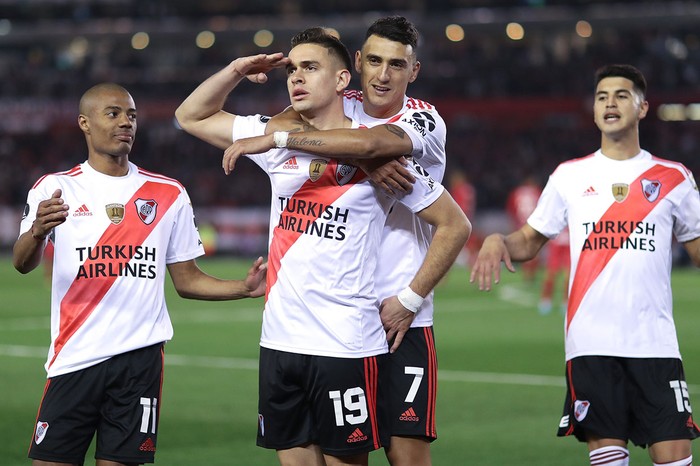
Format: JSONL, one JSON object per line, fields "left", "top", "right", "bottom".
{"left": 328, "top": 388, "right": 368, "bottom": 426}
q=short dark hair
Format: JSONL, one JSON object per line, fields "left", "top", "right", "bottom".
{"left": 595, "top": 64, "right": 647, "bottom": 97}
{"left": 291, "top": 27, "right": 352, "bottom": 71}
{"left": 365, "top": 16, "right": 419, "bottom": 50}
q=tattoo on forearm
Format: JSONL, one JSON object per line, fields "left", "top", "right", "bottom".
{"left": 288, "top": 136, "right": 325, "bottom": 148}
{"left": 286, "top": 124, "right": 317, "bottom": 134}
{"left": 385, "top": 125, "right": 406, "bottom": 139}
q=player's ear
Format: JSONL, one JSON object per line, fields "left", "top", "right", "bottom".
{"left": 78, "top": 114, "right": 90, "bottom": 134}
{"left": 409, "top": 60, "right": 421, "bottom": 83}
{"left": 354, "top": 50, "right": 362, "bottom": 74}
{"left": 638, "top": 99, "right": 649, "bottom": 120}
{"left": 337, "top": 69, "right": 351, "bottom": 92}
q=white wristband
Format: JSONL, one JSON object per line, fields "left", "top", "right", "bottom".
{"left": 397, "top": 287, "right": 424, "bottom": 314}
{"left": 273, "top": 131, "right": 289, "bottom": 148}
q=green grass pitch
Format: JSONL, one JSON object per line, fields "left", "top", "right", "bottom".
{"left": 1, "top": 255, "right": 698, "bottom": 465}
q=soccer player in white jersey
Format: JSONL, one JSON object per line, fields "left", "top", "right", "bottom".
{"left": 176, "top": 28, "right": 470, "bottom": 466}
{"left": 13, "top": 83, "right": 267, "bottom": 466}
{"left": 471, "top": 64, "right": 700, "bottom": 466}
{"left": 218, "top": 17, "right": 448, "bottom": 466}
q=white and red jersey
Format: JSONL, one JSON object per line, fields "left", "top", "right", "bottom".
{"left": 232, "top": 115, "right": 445, "bottom": 357}
{"left": 528, "top": 150, "right": 700, "bottom": 361}
{"left": 19, "top": 161, "right": 204, "bottom": 377}
{"left": 342, "top": 92, "right": 448, "bottom": 328}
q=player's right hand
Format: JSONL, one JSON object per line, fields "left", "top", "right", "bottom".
{"left": 31, "top": 189, "right": 68, "bottom": 239}
{"left": 232, "top": 53, "right": 290, "bottom": 84}
{"left": 469, "top": 234, "right": 515, "bottom": 291}
{"left": 361, "top": 157, "right": 415, "bottom": 195}
{"left": 222, "top": 134, "right": 275, "bottom": 175}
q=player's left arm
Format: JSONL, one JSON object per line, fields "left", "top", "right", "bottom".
{"left": 411, "top": 191, "right": 472, "bottom": 296}
{"left": 380, "top": 190, "right": 471, "bottom": 352}
{"left": 266, "top": 106, "right": 445, "bottom": 162}
{"left": 285, "top": 124, "right": 413, "bottom": 158}
{"left": 682, "top": 236, "right": 700, "bottom": 267}
{"left": 167, "top": 256, "right": 266, "bottom": 300}
{"left": 221, "top": 118, "right": 417, "bottom": 193}
{"left": 676, "top": 171, "right": 700, "bottom": 268}
{"left": 223, "top": 122, "right": 412, "bottom": 165}
{"left": 362, "top": 108, "right": 446, "bottom": 194}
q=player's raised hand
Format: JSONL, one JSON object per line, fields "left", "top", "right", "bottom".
{"left": 31, "top": 189, "right": 69, "bottom": 239}
{"left": 231, "top": 53, "right": 290, "bottom": 84}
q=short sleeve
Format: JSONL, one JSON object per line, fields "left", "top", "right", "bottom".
{"left": 526, "top": 175, "right": 568, "bottom": 239}
{"left": 232, "top": 114, "right": 269, "bottom": 141}
{"left": 165, "top": 188, "right": 206, "bottom": 264}
{"left": 392, "top": 108, "right": 447, "bottom": 166}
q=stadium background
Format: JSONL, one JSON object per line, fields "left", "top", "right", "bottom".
{"left": 1, "top": 2, "right": 700, "bottom": 465}
{"left": 1, "top": 0, "right": 699, "bottom": 254}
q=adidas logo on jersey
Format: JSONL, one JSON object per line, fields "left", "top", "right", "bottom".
{"left": 399, "top": 407, "right": 420, "bottom": 422}
{"left": 73, "top": 204, "right": 93, "bottom": 217}
{"left": 283, "top": 157, "right": 299, "bottom": 170}
{"left": 582, "top": 186, "right": 597, "bottom": 196}
{"left": 346, "top": 428, "right": 368, "bottom": 443}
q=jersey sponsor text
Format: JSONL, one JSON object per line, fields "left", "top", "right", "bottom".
{"left": 276, "top": 196, "right": 350, "bottom": 241}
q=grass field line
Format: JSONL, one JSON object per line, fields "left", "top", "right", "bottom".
{"left": 0, "top": 309, "right": 265, "bottom": 331}
{"left": 497, "top": 284, "right": 538, "bottom": 307}
{"left": 0, "top": 300, "right": 525, "bottom": 332}
{"left": 170, "top": 308, "right": 264, "bottom": 323}
{"left": 3, "top": 344, "right": 699, "bottom": 394}
{"left": 0, "top": 316, "right": 50, "bottom": 330}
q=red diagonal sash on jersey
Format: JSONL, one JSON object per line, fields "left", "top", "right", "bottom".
{"left": 49, "top": 181, "right": 180, "bottom": 368}
{"left": 265, "top": 161, "right": 366, "bottom": 298}
{"left": 566, "top": 164, "right": 685, "bottom": 331}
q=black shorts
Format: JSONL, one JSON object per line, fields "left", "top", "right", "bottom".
{"left": 29, "top": 343, "right": 165, "bottom": 464}
{"left": 257, "top": 347, "right": 390, "bottom": 456}
{"left": 386, "top": 326, "right": 438, "bottom": 440}
{"left": 557, "top": 356, "right": 700, "bottom": 447}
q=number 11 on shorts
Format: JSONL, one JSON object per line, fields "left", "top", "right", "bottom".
{"left": 140, "top": 397, "right": 158, "bottom": 433}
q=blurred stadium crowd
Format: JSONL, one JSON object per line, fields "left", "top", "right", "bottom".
{"left": 1, "top": 0, "right": 699, "bottom": 213}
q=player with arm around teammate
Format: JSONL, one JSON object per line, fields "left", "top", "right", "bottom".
{"left": 177, "top": 28, "right": 470, "bottom": 466}
{"left": 471, "top": 64, "right": 700, "bottom": 466}
{"left": 13, "top": 83, "right": 266, "bottom": 466}
{"left": 219, "top": 17, "right": 451, "bottom": 466}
